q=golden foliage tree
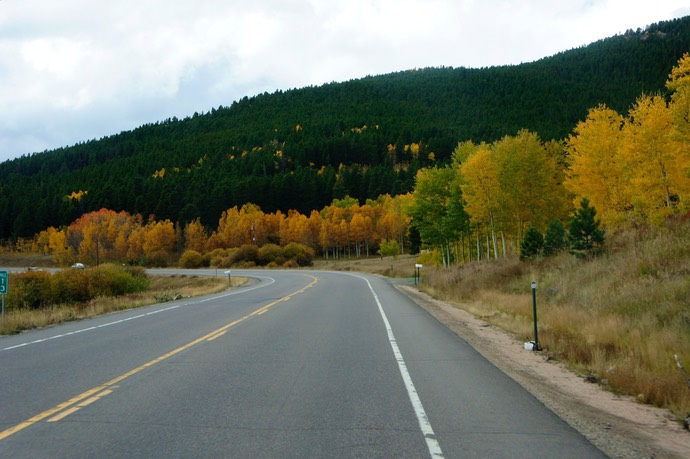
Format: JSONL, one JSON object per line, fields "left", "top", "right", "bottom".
{"left": 621, "top": 95, "right": 690, "bottom": 224}
{"left": 565, "top": 105, "right": 629, "bottom": 228}
{"left": 184, "top": 218, "right": 208, "bottom": 253}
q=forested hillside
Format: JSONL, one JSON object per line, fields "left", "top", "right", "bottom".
{"left": 2, "top": 16, "right": 690, "bottom": 239}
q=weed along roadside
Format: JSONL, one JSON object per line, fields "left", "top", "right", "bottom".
{"left": 0, "top": 265, "right": 244, "bottom": 335}
{"left": 407, "top": 222, "right": 690, "bottom": 430}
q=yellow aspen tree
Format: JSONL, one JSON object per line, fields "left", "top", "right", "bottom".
{"left": 72, "top": 209, "right": 125, "bottom": 264}
{"left": 621, "top": 94, "right": 688, "bottom": 224}
{"left": 565, "top": 105, "right": 630, "bottom": 229}
{"left": 237, "top": 203, "right": 266, "bottom": 246}
{"left": 667, "top": 53, "right": 690, "bottom": 137}
{"left": 263, "top": 210, "right": 283, "bottom": 245}
{"left": 666, "top": 54, "right": 690, "bottom": 206}
{"left": 358, "top": 203, "right": 377, "bottom": 256}
{"left": 47, "top": 227, "right": 72, "bottom": 266}
{"left": 279, "top": 210, "right": 300, "bottom": 245}
{"left": 114, "top": 213, "right": 143, "bottom": 260}
{"left": 126, "top": 226, "right": 145, "bottom": 264}
{"left": 142, "top": 220, "right": 176, "bottom": 258}
{"left": 184, "top": 218, "right": 208, "bottom": 253}
{"left": 493, "top": 130, "right": 570, "bottom": 246}
{"left": 336, "top": 219, "right": 349, "bottom": 257}
{"left": 319, "top": 217, "right": 335, "bottom": 259}
{"left": 307, "top": 210, "right": 322, "bottom": 250}
{"left": 459, "top": 147, "right": 501, "bottom": 258}
{"left": 213, "top": 206, "right": 243, "bottom": 248}
{"left": 349, "top": 212, "right": 367, "bottom": 257}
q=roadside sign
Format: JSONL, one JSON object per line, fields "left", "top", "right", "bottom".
{"left": 0, "top": 270, "right": 7, "bottom": 294}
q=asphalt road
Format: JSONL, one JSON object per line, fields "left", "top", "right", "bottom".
{"left": 0, "top": 269, "right": 605, "bottom": 458}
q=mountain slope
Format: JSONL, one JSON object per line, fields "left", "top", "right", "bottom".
{"left": 1, "top": 16, "right": 689, "bottom": 239}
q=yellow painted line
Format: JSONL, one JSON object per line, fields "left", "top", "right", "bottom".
{"left": 207, "top": 330, "right": 227, "bottom": 341}
{"left": 0, "top": 275, "right": 317, "bottom": 441}
{"left": 79, "top": 389, "right": 114, "bottom": 407}
{"left": 47, "top": 407, "right": 81, "bottom": 423}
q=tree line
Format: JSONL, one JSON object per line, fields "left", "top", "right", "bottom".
{"left": 1, "top": 17, "right": 689, "bottom": 241}
{"left": 29, "top": 194, "right": 412, "bottom": 267}
{"left": 409, "top": 53, "right": 690, "bottom": 264}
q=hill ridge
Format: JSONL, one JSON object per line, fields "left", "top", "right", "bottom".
{"left": 1, "top": 15, "right": 689, "bottom": 238}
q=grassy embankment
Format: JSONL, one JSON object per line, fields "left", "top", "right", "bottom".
{"left": 0, "top": 261, "right": 239, "bottom": 335}
{"left": 416, "top": 219, "right": 690, "bottom": 419}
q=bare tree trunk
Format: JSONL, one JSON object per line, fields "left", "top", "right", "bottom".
{"left": 477, "top": 231, "right": 482, "bottom": 261}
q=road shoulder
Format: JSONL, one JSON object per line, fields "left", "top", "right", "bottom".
{"left": 396, "top": 285, "right": 690, "bottom": 459}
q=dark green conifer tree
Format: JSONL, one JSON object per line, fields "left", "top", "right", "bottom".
{"left": 520, "top": 226, "right": 544, "bottom": 261}
{"left": 568, "top": 198, "right": 605, "bottom": 258}
{"left": 543, "top": 220, "right": 567, "bottom": 256}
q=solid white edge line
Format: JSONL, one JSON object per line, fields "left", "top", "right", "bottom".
{"left": 353, "top": 273, "right": 445, "bottom": 459}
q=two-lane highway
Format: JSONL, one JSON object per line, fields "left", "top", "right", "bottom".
{"left": 0, "top": 269, "right": 605, "bottom": 457}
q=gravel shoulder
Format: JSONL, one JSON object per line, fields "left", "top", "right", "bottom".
{"left": 397, "top": 285, "right": 690, "bottom": 459}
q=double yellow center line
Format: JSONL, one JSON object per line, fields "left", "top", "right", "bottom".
{"left": 0, "top": 275, "right": 317, "bottom": 441}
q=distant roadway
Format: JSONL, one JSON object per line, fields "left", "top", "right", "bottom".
{"left": 0, "top": 269, "right": 605, "bottom": 458}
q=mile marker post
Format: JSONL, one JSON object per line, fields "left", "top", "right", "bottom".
{"left": 415, "top": 264, "right": 423, "bottom": 285}
{"left": 531, "top": 281, "right": 540, "bottom": 351}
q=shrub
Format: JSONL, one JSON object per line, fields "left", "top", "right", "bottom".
{"left": 257, "top": 244, "right": 283, "bottom": 265}
{"left": 282, "top": 259, "right": 299, "bottom": 269}
{"left": 209, "top": 248, "right": 232, "bottom": 268}
{"left": 378, "top": 239, "right": 400, "bottom": 259}
{"left": 230, "top": 244, "right": 258, "bottom": 265}
{"left": 179, "top": 250, "right": 204, "bottom": 268}
{"left": 144, "top": 250, "right": 170, "bottom": 267}
{"left": 7, "top": 265, "right": 150, "bottom": 310}
{"left": 282, "top": 242, "right": 314, "bottom": 266}
{"left": 89, "top": 264, "right": 149, "bottom": 297}
{"left": 7, "top": 271, "right": 53, "bottom": 310}
{"left": 52, "top": 269, "right": 91, "bottom": 304}
{"left": 416, "top": 249, "right": 442, "bottom": 268}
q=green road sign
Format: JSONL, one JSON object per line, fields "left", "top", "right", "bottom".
{"left": 0, "top": 270, "right": 7, "bottom": 294}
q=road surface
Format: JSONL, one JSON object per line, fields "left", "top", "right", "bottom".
{"left": 0, "top": 269, "right": 605, "bottom": 458}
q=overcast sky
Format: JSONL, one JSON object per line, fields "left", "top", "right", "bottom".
{"left": 1, "top": 0, "right": 689, "bottom": 163}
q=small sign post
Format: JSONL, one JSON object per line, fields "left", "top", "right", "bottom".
{"left": 414, "top": 264, "right": 423, "bottom": 285}
{"left": 0, "top": 270, "right": 8, "bottom": 321}
{"left": 531, "top": 281, "right": 540, "bottom": 351}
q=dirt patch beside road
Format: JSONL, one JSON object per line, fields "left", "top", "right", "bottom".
{"left": 397, "top": 285, "right": 690, "bottom": 459}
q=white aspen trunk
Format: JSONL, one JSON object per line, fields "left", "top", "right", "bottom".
{"left": 501, "top": 231, "right": 507, "bottom": 257}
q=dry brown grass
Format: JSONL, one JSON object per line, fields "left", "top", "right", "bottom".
{"left": 417, "top": 220, "right": 690, "bottom": 419}
{"left": 313, "top": 254, "right": 419, "bottom": 278}
{"left": 0, "top": 275, "right": 243, "bottom": 335}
